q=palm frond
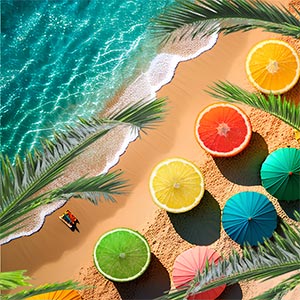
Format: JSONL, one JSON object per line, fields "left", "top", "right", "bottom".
{"left": 1, "top": 97, "right": 166, "bottom": 210}
{"left": 49, "top": 170, "right": 128, "bottom": 205}
{"left": 0, "top": 170, "right": 128, "bottom": 240}
{"left": 0, "top": 270, "right": 31, "bottom": 291}
{"left": 0, "top": 97, "right": 167, "bottom": 242}
{"left": 206, "top": 81, "right": 300, "bottom": 130}
{"left": 150, "top": 0, "right": 300, "bottom": 43}
{"left": 111, "top": 97, "right": 167, "bottom": 134}
{"left": 0, "top": 121, "right": 115, "bottom": 214}
{"left": 155, "top": 214, "right": 300, "bottom": 300}
{"left": 253, "top": 272, "right": 300, "bottom": 300}
{"left": 3, "top": 280, "right": 86, "bottom": 300}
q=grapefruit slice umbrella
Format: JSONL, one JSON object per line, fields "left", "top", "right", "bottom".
{"left": 260, "top": 147, "right": 300, "bottom": 201}
{"left": 222, "top": 191, "right": 277, "bottom": 246}
{"left": 172, "top": 246, "right": 226, "bottom": 299}
{"left": 195, "top": 103, "right": 252, "bottom": 157}
{"left": 25, "top": 290, "right": 81, "bottom": 299}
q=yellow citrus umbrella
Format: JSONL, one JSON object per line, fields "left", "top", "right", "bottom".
{"left": 25, "top": 290, "right": 81, "bottom": 300}
{"left": 245, "top": 39, "right": 300, "bottom": 95}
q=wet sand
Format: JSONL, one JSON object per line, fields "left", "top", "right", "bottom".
{"left": 2, "top": 0, "right": 300, "bottom": 299}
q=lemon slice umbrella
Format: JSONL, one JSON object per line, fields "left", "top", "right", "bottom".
{"left": 149, "top": 157, "right": 205, "bottom": 213}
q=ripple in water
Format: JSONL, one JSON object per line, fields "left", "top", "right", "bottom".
{"left": 1, "top": 0, "right": 173, "bottom": 159}
{"left": 0, "top": 0, "right": 219, "bottom": 244}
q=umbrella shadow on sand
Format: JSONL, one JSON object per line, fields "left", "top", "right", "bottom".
{"left": 114, "top": 253, "right": 170, "bottom": 300}
{"left": 213, "top": 132, "right": 268, "bottom": 186}
{"left": 278, "top": 200, "right": 300, "bottom": 220}
{"left": 274, "top": 215, "right": 299, "bottom": 238}
{"left": 167, "top": 191, "right": 221, "bottom": 245}
{"left": 217, "top": 283, "right": 243, "bottom": 300}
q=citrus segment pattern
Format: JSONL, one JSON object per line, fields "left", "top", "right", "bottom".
{"left": 195, "top": 103, "right": 252, "bottom": 157}
{"left": 149, "top": 158, "right": 205, "bottom": 213}
{"left": 246, "top": 39, "right": 300, "bottom": 94}
{"left": 93, "top": 228, "right": 151, "bottom": 282}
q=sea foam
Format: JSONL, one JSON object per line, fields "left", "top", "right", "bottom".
{"left": 0, "top": 31, "right": 218, "bottom": 245}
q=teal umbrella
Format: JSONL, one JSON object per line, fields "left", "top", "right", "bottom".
{"left": 260, "top": 147, "right": 300, "bottom": 201}
{"left": 222, "top": 191, "right": 277, "bottom": 246}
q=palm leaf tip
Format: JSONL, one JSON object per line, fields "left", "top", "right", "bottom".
{"left": 206, "top": 81, "right": 300, "bottom": 130}
{"left": 150, "top": 0, "right": 300, "bottom": 42}
{"left": 0, "top": 270, "right": 31, "bottom": 290}
{"left": 156, "top": 213, "right": 300, "bottom": 300}
{"left": 113, "top": 97, "right": 168, "bottom": 132}
{"left": 50, "top": 170, "right": 129, "bottom": 205}
{"left": 253, "top": 273, "right": 300, "bottom": 300}
{"left": 3, "top": 280, "right": 87, "bottom": 300}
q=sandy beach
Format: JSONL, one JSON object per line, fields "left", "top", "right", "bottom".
{"left": 2, "top": 0, "right": 300, "bottom": 299}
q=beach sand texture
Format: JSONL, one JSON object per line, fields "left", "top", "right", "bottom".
{"left": 2, "top": 0, "right": 300, "bottom": 299}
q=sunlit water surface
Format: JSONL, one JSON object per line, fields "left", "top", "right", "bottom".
{"left": 1, "top": 0, "right": 173, "bottom": 159}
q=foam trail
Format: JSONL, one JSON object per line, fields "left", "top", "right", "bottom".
{"left": 1, "top": 31, "right": 218, "bottom": 245}
{"left": 102, "top": 30, "right": 219, "bottom": 174}
{"left": 94, "top": 31, "right": 219, "bottom": 183}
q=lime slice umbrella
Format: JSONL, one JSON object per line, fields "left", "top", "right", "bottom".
{"left": 222, "top": 191, "right": 277, "bottom": 246}
{"left": 93, "top": 228, "right": 151, "bottom": 282}
{"left": 260, "top": 147, "right": 300, "bottom": 201}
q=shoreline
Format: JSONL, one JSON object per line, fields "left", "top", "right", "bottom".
{"left": 2, "top": 0, "right": 300, "bottom": 299}
{"left": 0, "top": 27, "right": 218, "bottom": 246}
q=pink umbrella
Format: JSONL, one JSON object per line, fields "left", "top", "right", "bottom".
{"left": 172, "top": 246, "right": 226, "bottom": 300}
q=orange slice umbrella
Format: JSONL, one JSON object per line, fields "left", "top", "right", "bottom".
{"left": 245, "top": 39, "right": 300, "bottom": 94}
{"left": 25, "top": 290, "right": 81, "bottom": 299}
{"left": 172, "top": 246, "right": 226, "bottom": 299}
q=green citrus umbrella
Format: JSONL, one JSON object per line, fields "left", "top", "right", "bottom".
{"left": 260, "top": 147, "right": 300, "bottom": 201}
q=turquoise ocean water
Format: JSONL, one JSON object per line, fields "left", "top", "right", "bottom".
{"left": 1, "top": 0, "right": 173, "bottom": 159}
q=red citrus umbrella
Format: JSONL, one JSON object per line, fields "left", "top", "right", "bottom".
{"left": 194, "top": 103, "right": 252, "bottom": 157}
{"left": 172, "top": 246, "right": 226, "bottom": 299}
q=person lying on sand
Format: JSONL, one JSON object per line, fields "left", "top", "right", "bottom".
{"left": 66, "top": 210, "right": 79, "bottom": 224}
{"left": 59, "top": 210, "right": 79, "bottom": 230}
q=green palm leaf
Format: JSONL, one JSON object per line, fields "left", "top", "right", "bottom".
{"left": 155, "top": 214, "right": 300, "bottom": 300}
{"left": 1, "top": 98, "right": 166, "bottom": 211}
{"left": 0, "top": 269, "right": 86, "bottom": 300}
{"left": 150, "top": 0, "right": 300, "bottom": 42}
{"left": 111, "top": 97, "right": 167, "bottom": 133}
{"left": 3, "top": 280, "right": 86, "bottom": 300}
{"left": 207, "top": 81, "right": 300, "bottom": 130}
{"left": 0, "top": 270, "right": 31, "bottom": 291}
{"left": 253, "top": 272, "right": 300, "bottom": 300}
{"left": 0, "top": 98, "right": 167, "bottom": 242}
{"left": 0, "top": 171, "right": 128, "bottom": 240}
{"left": 49, "top": 170, "right": 128, "bottom": 204}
